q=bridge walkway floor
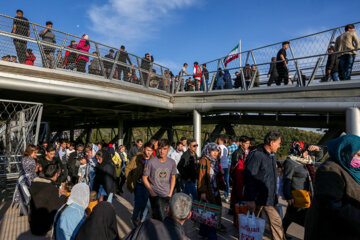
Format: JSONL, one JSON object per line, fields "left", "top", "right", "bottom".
{"left": 0, "top": 189, "right": 303, "bottom": 240}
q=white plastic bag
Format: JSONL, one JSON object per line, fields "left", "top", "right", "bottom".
{"left": 238, "top": 211, "right": 265, "bottom": 240}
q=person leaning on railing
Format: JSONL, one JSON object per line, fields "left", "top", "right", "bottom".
{"left": 88, "top": 51, "right": 101, "bottom": 75}
{"left": 11, "top": 9, "right": 30, "bottom": 64}
{"left": 75, "top": 34, "right": 90, "bottom": 73}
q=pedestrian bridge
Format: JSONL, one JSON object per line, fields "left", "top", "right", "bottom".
{"left": 0, "top": 14, "right": 360, "bottom": 145}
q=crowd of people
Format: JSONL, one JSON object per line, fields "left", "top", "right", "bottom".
{"left": 10, "top": 130, "right": 360, "bottom": 240}
{"left": 3, "top": 10, "right": 359, "bottom": 93}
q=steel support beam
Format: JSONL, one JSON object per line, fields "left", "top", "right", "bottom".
{"left": 193, "top": 110, "right": 202, "bottom": 156}
{"left": 34, "top": 105, "right": 43, "bottom": 145}
{"left": 118, "top": 119, "right": 124, "bottom": 146}
{"left": 346, "top": 107, "right": 360, "bottom": 136}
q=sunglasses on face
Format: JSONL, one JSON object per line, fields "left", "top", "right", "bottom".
{"left": 191, "top": 144, "right": 198, "bottom": 147}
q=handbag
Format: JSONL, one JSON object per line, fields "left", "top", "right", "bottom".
{"left": 191, "top": 200, "right": 221, "bottom": 228}
{"left": 291, "top": 167, "right": 313, "bottom": 209}
{"left": 234, "top": 203, "right": 248, "bottom": 228}
{"left": 291, "top": 190, "right": 311, "bottom": 208}
{"left": 238, "top": 211, "right": 265, "bottom": 240}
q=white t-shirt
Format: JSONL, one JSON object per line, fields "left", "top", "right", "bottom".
{"left": 219, "top": 144, "right": 228, "bottom": 168}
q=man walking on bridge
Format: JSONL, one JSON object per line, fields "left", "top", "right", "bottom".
{"left": 335, "top": 24, "right": 359, "bottom": 80}
{"left": 12, "top": 9, "right": 30, "bottom": 64}
{"left": 276, "top": 41, "right": 290, "bottom": 86}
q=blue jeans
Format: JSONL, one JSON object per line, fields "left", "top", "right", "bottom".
{"left": 331, "top": 72, "right": 339, "bottom": 81}
{"left": 132, "top": 183, "right": 149, "bottom": 221}
{"left": 200, "top": 79, "right": 209, "bottom": 91}
{"left": 339, "top": 54, "right": 355, "bottom": 80}
{"left": 89, "top": 167, "right": 96, "bottom": 190}
{"left": 223, "top": 168, "right": 230, "bottom": 198}
{"left": 183, "top": 181, "right": 197, "bottom": 200}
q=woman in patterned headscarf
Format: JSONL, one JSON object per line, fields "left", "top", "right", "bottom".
{"left": 198, "top": 142, "right": 223, "bottom": 239}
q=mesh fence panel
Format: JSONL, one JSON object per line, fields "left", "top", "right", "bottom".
{"left": 0, "top": 14, "right": 171, "bottom": 92}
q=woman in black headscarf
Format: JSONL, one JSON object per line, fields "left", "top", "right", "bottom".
{"left": 76, "top": 201, "right": 119, "bottom": 240}
{"left": 93, "top": 149, "right": 116, "bottom": 201}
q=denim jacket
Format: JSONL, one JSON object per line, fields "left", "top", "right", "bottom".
{"left": 56, "top": 203, "right": 86, "bottom": 240}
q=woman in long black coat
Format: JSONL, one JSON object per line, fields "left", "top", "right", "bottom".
{"left": 93, "top": 149, "right": 116, "bottom": 201}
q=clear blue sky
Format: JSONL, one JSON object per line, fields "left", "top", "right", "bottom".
{"left": 2, "top": 0, "right": 360, "bottom": 72}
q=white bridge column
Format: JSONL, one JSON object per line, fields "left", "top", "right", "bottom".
{"left": 346, "top": 108, "right": 360, "bottom": 136}
{"left": 193, "top": 110, "right": 202, "bottom": 156}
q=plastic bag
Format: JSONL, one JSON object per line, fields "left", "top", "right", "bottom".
{"left": 238, "top": 211, "right": 265, "bottom": 240}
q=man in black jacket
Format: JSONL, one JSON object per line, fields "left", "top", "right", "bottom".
{"left": 67, "top": 143, "right": 84, "bottom": 184}
{"left": 29, "top": 163, "right": 67, "bottom": 236}
{"left": 117, "top": 45, "right": 132, "bottom": 81}
{"left": 141, "top": 53, "right": 154, "bottom": 83}
{"left": 177, "top": 139, "right": 198, "bottom": 200}
{"left": 104, "top": 49, "right": 115, "bottom": 78}
{"left": 244, "top": 131, "right": 284, "bottom": 240}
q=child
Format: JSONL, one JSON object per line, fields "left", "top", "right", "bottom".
{"left": 78, "top": 153, "right": 90, "bottom": 184}
{"left": 25, "top": 49, "right": 36, "bottom": 65}
{"left": 85, "top": 191, "right": 98, "bottom": 216}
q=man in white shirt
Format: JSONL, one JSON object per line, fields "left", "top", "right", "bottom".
{"left": 170, "top": 141, "right": 184, "bottom": 193}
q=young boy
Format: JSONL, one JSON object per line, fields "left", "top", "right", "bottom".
{"left": 78, "top": 153, "right": 90, "bottom": 184}
{"left": 25, "top": 49, "right": 36, "bottom": 65}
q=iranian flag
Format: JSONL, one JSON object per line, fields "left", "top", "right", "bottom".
{"left": 224, "top": 44, "right": 239, "bottom": 67}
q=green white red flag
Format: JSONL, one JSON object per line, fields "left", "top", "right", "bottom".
{"left": 224, "top": 44, "right": 239, "bottom": 67}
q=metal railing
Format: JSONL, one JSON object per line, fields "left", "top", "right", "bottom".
{"left": 175, "top": 21, "right": 360, "bottom": 93}
{"left": 0, "top": 14, "right": 172, "bottom": 93}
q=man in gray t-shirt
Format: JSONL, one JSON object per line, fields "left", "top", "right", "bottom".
{"left": 143, "top": 139, "right": 177, "bottom": 221}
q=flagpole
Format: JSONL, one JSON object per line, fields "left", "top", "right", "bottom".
{"left": 239, "top": 39, "right": 242, "bottom": 68}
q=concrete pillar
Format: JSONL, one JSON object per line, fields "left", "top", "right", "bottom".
{"left": 193, "top": 110, "right": 202, "bottom": 156}
{"left": 118, "top": 119, "right": 124, "bottom": 146}
{"left": 346, "top": 108, "right": 360, "bottom": 136}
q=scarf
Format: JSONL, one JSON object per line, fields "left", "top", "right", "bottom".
{"left": 202, "top": 142, "right": 220, "bottom": 196}
{"left": 288, "top": 155, "right": 313, "bottom": 165}
{"left": 328, "top": 134, "right": 360, "bottom": 185}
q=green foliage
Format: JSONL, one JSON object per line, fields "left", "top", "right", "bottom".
{"left": 89, "top": 124, "right": 323, "bottom": 160}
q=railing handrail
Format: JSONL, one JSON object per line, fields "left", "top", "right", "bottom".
{"left": 180, "top": 48, "right": 360, "bottom": 77}
{"left": 0, "top": 13, "right": 169, "bottom": 70}
{"left": 201, "top": 20, "right": 360, "bottom": 65}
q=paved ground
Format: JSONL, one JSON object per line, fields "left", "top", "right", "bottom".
{"left": 0, "top": 189, "right": 304, "bottom": 239}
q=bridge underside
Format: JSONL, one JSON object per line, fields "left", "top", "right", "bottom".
{"left": 0, "top": 62, "right": 359, "bottom": 140}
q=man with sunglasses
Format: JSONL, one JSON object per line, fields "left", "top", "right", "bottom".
{"left": 177, "top": 139, "right": 198, "bottom": 200}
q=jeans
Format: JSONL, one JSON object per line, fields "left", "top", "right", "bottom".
{"left": 331, "top": 72, "right": 339, "bottom": 81}
{"left": 183, "top": 181, "right": 197, "bottom": 200}
{"left": 13, "top": 40, "right": 27, "bottom": 64}
{"left": 149, "top": 196, "right": 170, "bottom": 221}
{"left": 132, "top": 183, "right": 149, "bottom": 221}
{"left": 89, "top": 167, "right": 96, "bottom": 190}
{"left": 339, "top": 54, "right": 355, "bottom": 80}
{"left": 223, "top": 168, "right": 230, "bottom": 198}
{"left": 44, "top": 51, "right": 55, "bottom": 68}
{"left": 200, "top": 79, "right": 209, "bottom": 91}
